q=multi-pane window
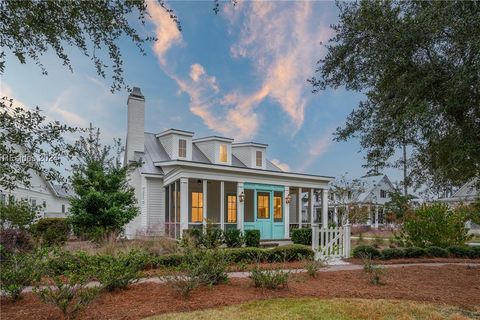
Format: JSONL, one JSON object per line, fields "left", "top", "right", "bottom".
{"left": 191, "top": 192, "right": 203, "bottom": 222}
{"left": 256, "top": 150, "right": 262, "bottom": 167}
{"left": 61, "top": 204, "right": 65, "bottom": 213}
{"left": 219, "top": 144, "right": 227, "bottom": 163}
{"left": 257, "top": 192, "right": 270, "bottom": 219}
{"left": 273, "top": 191, "right": 283, "bottom": 222}
{"left": 227, "top": 195, "right": 237, "bottom": 222}
{"left": 380, "top": 190, "right": 387, "bottom": 198}
{"left": 178, "top": 139, "right": 187, "bottom": 158}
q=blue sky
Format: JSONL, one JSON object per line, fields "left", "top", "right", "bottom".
{"left": 0, "top": 1, "right": 404, "bottom": 182}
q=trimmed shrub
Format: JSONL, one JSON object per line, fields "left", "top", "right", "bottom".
{"left": 381, "top": 248, "right": 405, "bottom": 260}
{"left": 471, "top": 246, "right": 480, "bottom": 258}
{"left": 244, "top": 230, "right": 260, "bottom": 247}
{"left": 0, "top": 228, "right": 33, "bottom": 257}
{"left": 291, "top": 228, "right": 312, "bottom": 245}
{"left": 425, "top": 246, "right": 448, "bottom": 258}
{"left": 0, "top": 252, "right": 38, "bottom": 301}
{"left": 45, "top": 250, "right": 94, "bottom": 276}
{"left": 182, "top": 249, "right": 229, "bottom": 286}
{"left": 267, "top": 244, "right": 313, "bottom": 262}
{"left": 353, "top": 245, "right": 380, "bottom": 259}
{"left": 224, "top": 229, "right": 244, "bottom": 248}
{"left": 403, "top": 246, "right": 427, "bottom": 258}
{"left": 221, "top": 247, "right": 266, "bottom": 264}
{"left": 154, "top": 253, "right": 184, "bottom": 267}
{"left": 201, "top": 227, "right": 223, "bottom": 249}
{"left": 121, "top": 249, "right": 154, "bottom": 270}
{"left": 447, "top": 245, "right": 474, "bottom": 258}
{"left": 249, "top": 267, "right": 289, "bottom": 289}
{"left": 33, "top": 218, "right": 69, "bottom": 246}
{"left": 95, "top": 255, "right": 139, "bottom": 291}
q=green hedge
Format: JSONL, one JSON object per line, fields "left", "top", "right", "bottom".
{"left": 33, "top": 218, "right": 69, "bottom": 246}
{"left": 353, "top": 245, "right": 381, "bottom": 258}
{"left": 355, "top": 245, "right": 480, "bottom": 260}
{"left": 244, "top": 230, "right": 260, "bottom": 247}
{"left": 291, "top": 228, "right": 312, "bottom": 245}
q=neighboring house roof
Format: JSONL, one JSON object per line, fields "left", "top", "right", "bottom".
{"left": 439, "top": 178, "right": 478, "bottom": 203}
{"left": 51, "top": 184, "right": 76, "bottom": 198}
{"left": 356, "top": 175, "right": 394, "bottom": 203}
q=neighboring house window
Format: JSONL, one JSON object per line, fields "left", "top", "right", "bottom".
{"left": 61, "top": 204, "right": 65, "bottom": 213}
{"left": 9, "top": 195, "right": 15, "bottom": 203}
{"left": 0, "top": 193, "right": 5, "bottom": 205}
{"left": 347, "top": 191, "right": 352, "bottom": 199}
{"left": 257, "top": 192, "right": 270, "bottom": 219}
{"left": 31, "top": 199, "right": 36, "bottom": 207}
{"left": 178, "top": 139, "right": 187, "bottom": 158}
{"left": 42, "top": 200, "right": 46, "bottom": 208}
{"left": 191, "top": 192, "right": 203, "bottom": 222}
{"left": 256, "top": 151, "right": 262, "bottom": 167}
{"left": 219, "top": 144, "right": 227, "bottom": 163}
{"left": 227, "top": 195, "right": 236, "bottom": 223}
{"left": 380, "top": 190, "right": 388, "bottom": 198}
{"left": 274, "top": 191, "right": 283, "bottom": 222}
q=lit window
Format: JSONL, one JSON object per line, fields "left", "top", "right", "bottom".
{"left": 257, "top": 192, "right": 269, "bottom": 219}
{"left": 227, "top": 195, "right": 237, "bottom": 223}
{"left": 178, "top": 139, "right": 187, "bottom": 158}
{"left": 274, "top": 192, "right": 282, "bottom": 222}
{"left": 256, "top": 150, "right": 262, "bottom": 167}
{"left": 220, "top": 144, "right": 227, "bottom": 163}
{"left": 191, "top": 192, "right": 203, "bottom": 222}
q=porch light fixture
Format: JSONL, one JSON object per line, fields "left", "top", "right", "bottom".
{"left": 239, "top": 191, "right": 245, "bottom": 203}
{"left": 285, "top": 193, "right": 292, "bottom": 204}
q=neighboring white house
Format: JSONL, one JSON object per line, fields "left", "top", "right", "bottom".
{"left": 0, "top": 170, "right": 72, "bottom": 218}
{"left": 438, "top": 179, "right": 478, "bottom": 206}
{"left": 321, "top": 174, "right": 396, "bottom": 228}
{"left": 123, "top": 87, "right": 334, "bottom": 240}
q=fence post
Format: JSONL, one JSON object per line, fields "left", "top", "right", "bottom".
{"left": 344, "top": 224, "right": 351, "bottom": 258}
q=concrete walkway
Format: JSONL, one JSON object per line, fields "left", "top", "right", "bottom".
{"left": 11, "top": 262, "right": 480, "bottom": 295}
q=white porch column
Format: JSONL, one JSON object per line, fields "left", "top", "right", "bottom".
{"left": 322, "top": 188, "right": 328, "bottom": 228}
{"left": 202, "top": 180, "right": 207, "bottom": 228}
{"left": 367, "top": 204, "right": 372, "bottom": 226}
{"left": 237, "top": 182, "right": 244, "bottom": 232}
{"left": 309, "top": 188, "right": 314, "bottom": 226}
{"left": 297, "top": 187, "right": 302, "bottom": 228}
{"left": 374, "top": 205, "right": 379, "bottom": 229}
{"left": 220, "top": 181, "right": 225, "bottom": 231}
{"left": 179, "top": 178, "right": 189, "bottom": 236}
{"left": 333, "top": 205, "right": 338, "bottom": 225}
{"left": 284, "top": 186, "right": 290, "bottom": 239}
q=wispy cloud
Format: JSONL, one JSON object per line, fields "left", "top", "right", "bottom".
{"left": 227, "top": 1, "right": 332, "bottom": 132}
{"left": 297, "top": 133, "right": 333, "bottom": 172}
{"left": 146, "top": 0, "right": 182, "bottom": 65}
{"left": 271, "top": 158, "right": 290, "bottom": 172}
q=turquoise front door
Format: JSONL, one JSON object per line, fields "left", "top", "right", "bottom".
{"left": 243, "top": 183, "right": 285, "bottom": 240}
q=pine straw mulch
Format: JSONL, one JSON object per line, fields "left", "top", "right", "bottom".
{"left": 1, "top": 264, "right": 480, "bottom": 320}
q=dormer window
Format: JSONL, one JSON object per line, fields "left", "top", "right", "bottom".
{"left": 256, "top": 150, "right": 262, "bottom": 167}
{"left": 380, "top": 190, "right": 388, "bottom": 198}
{"left": 219, "top": 144, "right": 227, "bottom": 163}
{"left": 178, "top": 139, "right": 187, "bottom": 158}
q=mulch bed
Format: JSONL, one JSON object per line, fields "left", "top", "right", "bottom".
{"left": 2, "top": 264, "right": 480, "bottom": 320}
{"left": 346, "top": 257, "right": 480, "bottom": 265}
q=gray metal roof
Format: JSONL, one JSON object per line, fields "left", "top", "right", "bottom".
{"left": 266, "top": 159, "right": 282, "bottom": 172}
{"left": 192, "top": 144, "right": 211, "bottom": 163}
{"left": 51, "top": 184, "right": 76, "bottom": 198}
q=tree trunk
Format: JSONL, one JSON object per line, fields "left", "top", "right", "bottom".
{"left": 403, "top": 143, "right": 408, "bottom": 196}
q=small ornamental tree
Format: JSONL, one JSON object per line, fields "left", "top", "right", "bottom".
{"left": 0, "top": 199, "right": 39, "bottom": 230}
{"left": 68, "top": 126, "right": 139, "bottom": 239}
{"left": 399, "top": 203, "right": 472, "bottom": 248}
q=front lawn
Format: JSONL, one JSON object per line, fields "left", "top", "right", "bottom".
{"left": 146, "top": 297, "right": 474, "bottom": 320}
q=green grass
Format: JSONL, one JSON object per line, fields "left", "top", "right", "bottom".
{"left": 145, "top": 298, "right": 475, "bottom": 320}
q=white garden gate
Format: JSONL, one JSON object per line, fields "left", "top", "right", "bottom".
{"left": 312, "top": 224, "right": 351, "bottom": 260}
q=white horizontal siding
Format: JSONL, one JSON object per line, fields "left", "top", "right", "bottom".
{"left": 146, "top": 177, "right": 165, "bottom": 235}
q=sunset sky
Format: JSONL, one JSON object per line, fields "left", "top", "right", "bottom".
{"left": 1, "top": 1, "right": 403, "bottom": 182}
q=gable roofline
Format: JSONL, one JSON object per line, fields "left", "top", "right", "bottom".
{"left": 232, "top": 142, "right": 268, "bottom": 148}
{"left": 155, "top": 128, "right": 194, "bottom": 138}
{"left": 193, "top": 136, "right": 234, "bottom": 143}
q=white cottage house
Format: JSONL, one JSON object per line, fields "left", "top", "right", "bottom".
{"left": 325, "top": 174, "right": 396, "bottom": 228}
{"left": 123, "top": 88, "right": 334, "bottom": 240}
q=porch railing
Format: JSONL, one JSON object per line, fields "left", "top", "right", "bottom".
{"left": 312, "top": 224, "right": 351, "bottom": 260}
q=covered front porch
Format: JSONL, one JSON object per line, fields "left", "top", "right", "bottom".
{"left": 164, "top": 178, "right": 330, "bottom": 240}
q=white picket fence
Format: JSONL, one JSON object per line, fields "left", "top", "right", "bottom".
{"left": 312, "top": 224, "right": 351, "bottom": 260}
